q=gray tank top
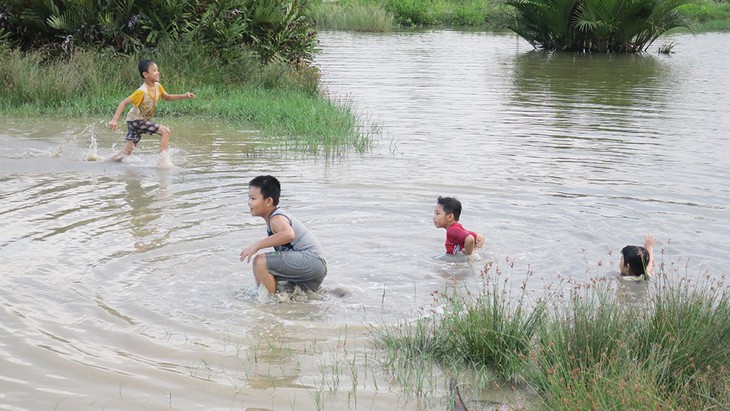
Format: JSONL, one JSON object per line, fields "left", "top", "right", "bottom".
{"left": 267, "top": 208, "right": 325, "bottom": 259}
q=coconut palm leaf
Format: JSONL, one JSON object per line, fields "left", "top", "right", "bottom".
{"left": 506, "top": 0, "right": 581, "bottom": 50}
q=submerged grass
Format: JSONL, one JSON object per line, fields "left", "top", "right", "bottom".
{"left": 0, "top": 43, "right": 373, "bottom": 155}
{"left": 371, "top": 255, "right": 730, "bottom": 410}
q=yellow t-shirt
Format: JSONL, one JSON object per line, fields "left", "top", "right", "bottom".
{"left": 125, "top": 82, "right": 166, "bottom": 121}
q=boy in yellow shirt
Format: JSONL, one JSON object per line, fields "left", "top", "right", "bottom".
{"left": 108, "top": 60, "right": 195, "bottom": 160}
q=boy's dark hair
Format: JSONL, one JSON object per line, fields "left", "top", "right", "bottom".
{"left": 621, "top": 245, "right": 650, "bottom": 276}
{"left": 437, "top": 196, "right": 462, "bottom": 221}
{"left": 138, "top": 59, "right": 155, "bottom": 78}
{"left": 249, "top": 175, "right": 281, "bottom": 206}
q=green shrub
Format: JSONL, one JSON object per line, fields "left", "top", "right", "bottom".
{"left": 0, "top": 0, "right": 317, "bottom": 65}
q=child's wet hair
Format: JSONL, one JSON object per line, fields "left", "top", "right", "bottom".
{"left": 138, "top": 59, "right": 156, "bottom": 78}
{"left": 437, "top": 196, "right": 462, "bottom": 220}
{"left": 249, "top": 175, "right": 281, "bottom": 206}
{"left": 621, "top": 245, "right": 650, "bottom": 276}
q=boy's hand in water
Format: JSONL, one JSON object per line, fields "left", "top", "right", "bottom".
{"left": 475, "top": 234, "right": 485, "bottom": 249}
{"left": 240, "top": 244, "right": 259, "bottom": 263}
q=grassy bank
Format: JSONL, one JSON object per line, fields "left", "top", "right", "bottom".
{"left": 311, "top": 0, "right": 730, "bottom": 32}
{"left": 311, "top": 0, "right": 509, "bottom": 31}
{"left": 679, "top": 0, "right": 730, "bottom": 31}
{"left": 0, "top": 44, "right": 372, "bottom": 155}
{"left": 372, "top": 259, "right": 730, "bottom": 409}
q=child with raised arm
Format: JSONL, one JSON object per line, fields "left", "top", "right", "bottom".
{"left": 108, "top": 59, "right": 195, "bottom": 160}
{"left": 240, "top": 175, "right": 327, "bottom": 295}
{"left": 619, "top": 234, "right": 656, "bottom": 281}
{"left": 433, "top": 196, "right": 485, "bottom": 256}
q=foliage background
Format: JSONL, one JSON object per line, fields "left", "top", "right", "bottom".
{"left": 0, "top": 0, "right": 317, "bottom": 64}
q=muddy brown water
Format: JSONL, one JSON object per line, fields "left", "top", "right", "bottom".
{"left": 1, "top": 31, "right": 728, "bottom": 410}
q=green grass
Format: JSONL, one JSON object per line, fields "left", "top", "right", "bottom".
{"left": 311, "top": 0, "right": 497, "bottom": 30}
{"left": 311, "top": 0, "right": 730, "bottom": 32}
{"left": 0, "top": 42, "right": 373, "bottom": 155}
{"left": 679, "top": 0, "right": 730, "bottom": 24}
{"left": 312, "top": 1, "right": 396, "bottom": 31}
{"left": 371, "top": 257, "right": 730, "bottom": 409}
{"left": 668, "top": 0, "right": 730, "bottom": 31}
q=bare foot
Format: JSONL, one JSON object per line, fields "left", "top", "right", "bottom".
{"left": 157, "top": 150, "right": 174, "bottom": 168}
{"left": 106, "top": 151, "right": 126, "bottom": 162}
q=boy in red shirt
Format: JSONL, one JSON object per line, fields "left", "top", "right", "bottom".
{"left": 433, "top": 196, "right": 485, "bottom": 255}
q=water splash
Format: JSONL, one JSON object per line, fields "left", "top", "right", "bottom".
{"left": 86, "top": 129, "right": 104, "bottom": 161}
{"left": 256, "top": 284, "right": 277, "bottom": 304}
{"left": 157, "top": 149, "right": 175, "bottom": 169}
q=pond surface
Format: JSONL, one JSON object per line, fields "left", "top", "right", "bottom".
{"left": 1, "top": 31, "right": 728, "bottom": 410}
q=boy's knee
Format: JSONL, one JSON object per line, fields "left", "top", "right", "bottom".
{"left": 158, "top": 125, "right": 171, "bottom": 136}
{"left": 252, "top": 254, "right": 267, "bottom": 270}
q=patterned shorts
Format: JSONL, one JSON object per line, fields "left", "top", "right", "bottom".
{"left": 125, "top": 120, "right": 160, "bottom": 145}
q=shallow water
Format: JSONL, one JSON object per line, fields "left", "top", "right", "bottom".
{"left": 1, "top": 31, "right": 729, "bottom": 410}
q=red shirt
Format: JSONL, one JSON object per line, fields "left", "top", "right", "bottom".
{"left": 445, "top": 223, "right": 478, "bottom": 255}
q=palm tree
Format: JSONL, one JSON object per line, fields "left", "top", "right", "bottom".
{"left": 506, "top": 0, "right": 690, "bottom": 52}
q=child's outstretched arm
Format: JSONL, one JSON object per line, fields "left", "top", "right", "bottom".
{"left": 162, "top": 91, "right": 196, "bottom": 102}
{"left": 109, "top": 97, "right": 133, "bottom": 131}
{"left": 644, "top": 234, "right": 656, "bottom": 276}
{"left": 239, "top": 215, "right": 295, "bottom": 263}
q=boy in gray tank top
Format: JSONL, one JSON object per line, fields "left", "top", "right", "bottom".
{"left": 240, "top": 175, "right": 327, "bottom": 294}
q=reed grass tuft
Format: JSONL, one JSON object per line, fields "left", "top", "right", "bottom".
{"left": 372, "top": 261, "right": 546, "bottom": 380}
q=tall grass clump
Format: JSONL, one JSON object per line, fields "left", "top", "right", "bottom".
{"left": 634, "top": 270, "right": 730, "bottom": 408}
{"left": 372, "top": 261, "right": 547, "bottom": 380}
{"left": 209, "top": 87, "right": 373, "bottom": 154}
{"left": 530, "top": 266, "right": 730, "bottom": 409}
{"left": 528, "top": 279, "right": 659, "bottom": 409}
